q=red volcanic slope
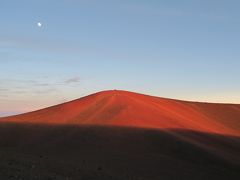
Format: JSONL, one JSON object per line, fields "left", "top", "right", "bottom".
{"left": 1, "top": 90, "right": 240, "bottom": 136}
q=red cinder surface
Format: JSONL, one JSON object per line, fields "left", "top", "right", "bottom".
{"left": 1, "top": 90, "right": 240, "bottom": 136}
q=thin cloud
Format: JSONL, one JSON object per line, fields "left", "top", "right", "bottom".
{"left": 0, "top": 88, "right": 8, "bottom": 92}
{"left": 64, "top": 77, "right": 80, "bottom": 84}
{"left": 34, "top": 88, "right": 59, "bottom": 94}
{"left": 0, "top": 36, "right": 89, "bottom": 55}
{"left": 11, "top": 90, "right": 29, "bottom": 94}
{"left": 34, "top": 83, "right": 51, "bottom": 87}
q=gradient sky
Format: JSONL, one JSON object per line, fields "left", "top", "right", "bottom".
{"left": 1, "top": 0, "right": 240, "bottom": 116}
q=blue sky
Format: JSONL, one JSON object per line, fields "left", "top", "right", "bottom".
{"left": 1, "top": 0, "right": 240, "bottom": 116}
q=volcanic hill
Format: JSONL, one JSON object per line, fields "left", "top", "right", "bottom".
{"left": 1, "top": 90, "right": 240, "bottom": 136}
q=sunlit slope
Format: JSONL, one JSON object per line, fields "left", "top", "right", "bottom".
{"left": 1, "top": 90, "right": 240, "bottom": 136}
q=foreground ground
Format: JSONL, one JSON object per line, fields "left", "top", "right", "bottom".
{"left": 0, "top": 123, "right": 239, "bottom": 180}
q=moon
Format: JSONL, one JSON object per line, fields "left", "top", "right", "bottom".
{"left": 37, "top": 22, "right": 42, "bottom": 27}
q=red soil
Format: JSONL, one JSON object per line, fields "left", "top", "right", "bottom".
{"left": 1, "top": 90, "right": 240, "bottom": 136}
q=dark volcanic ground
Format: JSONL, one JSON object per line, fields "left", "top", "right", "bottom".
{"left": 0, "top": 123, "right": 239, "bottom": 180}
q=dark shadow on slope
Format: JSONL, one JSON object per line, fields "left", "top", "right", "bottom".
{"left": 0, "top": 123, "right": 239, "bottom": 180}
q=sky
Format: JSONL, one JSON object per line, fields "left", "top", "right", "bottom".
{"left": 1, "top": 0, "right": 240, "bottom": 116}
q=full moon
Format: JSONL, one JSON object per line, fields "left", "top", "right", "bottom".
{"left": 37, "top": 22, "right": 42, "bottom": 27}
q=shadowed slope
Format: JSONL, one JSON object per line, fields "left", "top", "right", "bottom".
{"left": 0, "top": 123, "right": 239, "bottom": 180}
{"left": 1, "top": 90, "right": 240, "bottom": 136}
